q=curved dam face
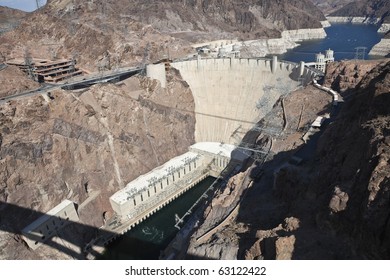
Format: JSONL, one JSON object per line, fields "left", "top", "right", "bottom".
{"left": 171, "top": 58, "right": 316, "bottom": 144}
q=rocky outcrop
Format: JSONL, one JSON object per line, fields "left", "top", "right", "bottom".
{"left": 106, "top": 0, "right": 326, "bottom": 37}
{"left": 314, "top": 61, "right": 390, "bottom": 258}
{"left": 309, "top": 0, "right": 354, "bottom": 15}
{"left": 321, "top": 20, "right": 331, "bottom": 27}
{"left": 0, "top": 65, "right": 40, "bottom": 98}
{"left": 324, "top": 60, "right": 386, "bottom": 92}
{"left": 370, "top": 38, "right": 390, "bottom": 57}
{"left": 0, "top": 69, "right": 196, "bottom": 259}
{"left": 241, "top": 28, "right": 326, "bottom": 57}
{"left": 378, "top": 23, "right": 390, "bottom": 33}
{"left": 0, "top": 6, "right": 26, "bottom": 34}
{"left": 329, "top": 0, "right": 390, "bottom": 22}
{"left": 186, "top": 172, "right": 250, "bottom": 259}
{"left": 329, "top": 186, "right": 349, "bottom": 213}
{"left": 0, "top": 2, "right": 192, "bottom": 71}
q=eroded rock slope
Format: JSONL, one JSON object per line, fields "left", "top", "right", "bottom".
{"left": 0, "top": 69, "right": 195, "bottom": 259}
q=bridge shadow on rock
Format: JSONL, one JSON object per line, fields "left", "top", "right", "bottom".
{"left": 0, "top": 201, "right": 117, "bottom": 260}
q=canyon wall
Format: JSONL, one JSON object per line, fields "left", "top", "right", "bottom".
{"left": 369, "top": 37, "right": 390, "bottom": 57}
{"left": 0, "top": 69, "right": 196, "bottom": 259}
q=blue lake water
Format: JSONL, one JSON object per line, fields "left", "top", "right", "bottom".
{"left": 280, "top": 23, "right": 383, "bottom": 63}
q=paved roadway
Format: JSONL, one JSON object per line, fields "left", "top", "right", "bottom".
{"left": 0, "top": 66, "right": 143, "bottom": 104}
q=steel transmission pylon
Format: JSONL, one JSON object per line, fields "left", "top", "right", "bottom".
{"left": 354, "top": 47, "right": 367, "bottom": 60}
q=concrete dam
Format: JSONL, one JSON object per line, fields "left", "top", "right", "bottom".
{"left": 22, "top": 57, "right": 320, "bottom": 254}
{"left": 171, "top": 57, "right": 316, "bottom": 144}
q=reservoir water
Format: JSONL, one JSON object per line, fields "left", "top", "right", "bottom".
{"left": 280, "top": 23, "right": 383, "bottom": 63}
{"left": 100, "top": 176, "right": 215, "bottom": 259}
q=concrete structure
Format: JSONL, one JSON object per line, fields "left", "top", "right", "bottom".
{"left": 108, "top": 142, "right": 243, "bottom": 229}
{"left": 313, "top": 78, "right": 340, "bottom": 105}
{"left": 6, "top": 58, "right": 84, "bottom": 83}
{"left": 304, "top": 49, "right": 335, "bottom": 73}
{"left": 146, "top": 63, "right": 167, "bottom": 88}
{"left": 21, "top": 200, "right": 79, "bottom": 250}
{"left": 312, "top": 116, "right": 325, "bottom": 128}
{"left": 193, "top": 40, "right": 241, "bottom": 58}
{"left": 170, "top": 57, "right": 317, "bottom": 144}
{"left": 314, "top": 49, "right": 334, "bottom": 72}
{"left": 218, "top": 47, "right": 227, "bottom": 58}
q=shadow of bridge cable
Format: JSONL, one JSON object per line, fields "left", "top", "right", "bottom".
{"left": 0, "top": 201, "right": 117, "bottom": 260}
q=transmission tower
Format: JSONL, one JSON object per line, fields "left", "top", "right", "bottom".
{"left": 24, "top": 48, "right": 36, "bottom": 81}
{"left": 35, "top": 0, "right": 41, "bottom": 10}
{"left": 140, "top": 43, "right": 151, "bottom": 75}
{"left": 354, "top": 47, "right": 367, "bottom": 60}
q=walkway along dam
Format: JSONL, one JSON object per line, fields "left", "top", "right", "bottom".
{"left": 20, "top": 56, "right": 321, "bottom": 256}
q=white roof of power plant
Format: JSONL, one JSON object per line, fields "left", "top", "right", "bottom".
{"left": 111, "top": 151, "right": 202, "bottom": 204}
{"left": 190, "top": 142, "right": 235, "bottom": 158}
{"left": 190, "top": 142, "right": 250, "bottom": 162}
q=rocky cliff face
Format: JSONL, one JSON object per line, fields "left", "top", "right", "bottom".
{"left": 330, "top": 0, "right": 390, "bottom": 22}
{"left": 314, "top": 60, "right": 390, "bottom": 258}
{"left": 101, "top": 0, "right": 326, "bottom": 39}
{"left": 370, "top": 31, "right": 390, "bottom": 57}
{"left": 0, "top": 6, "right": 26, "bottom": 34}
{"left": 0, "top": 0, "right": 327, "bottom": 71}
{"left": 0, "top": 69, "right": 196, "bottom": 259}
{"left": 0, "top": 1, "right": 192, "bottom": 71}
{"left": 323, "top": 60, "right": 386, "bottom": 92}
{"left": 309, "top": 0, "right": 353, "bottom": 15}
{"left": 0, "top": 65, "right": 40, "bottom": 98}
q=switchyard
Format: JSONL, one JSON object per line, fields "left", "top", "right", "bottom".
{"left": 5, "top": 57, "right": 85, "bottom": 83}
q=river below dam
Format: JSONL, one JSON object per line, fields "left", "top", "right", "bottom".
{"left": 280, "top": 23, "right": 383, "bottom": 62}
{"left": 99, "top": 177, "right": 215, "bottom": 260}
